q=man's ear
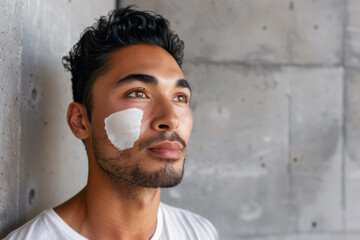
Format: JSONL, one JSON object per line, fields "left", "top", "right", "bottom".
{"left": 67, "top": 102, "right": 90, "bottom": 139}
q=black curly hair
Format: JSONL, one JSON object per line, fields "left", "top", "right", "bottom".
{"left": 63, "top": 6, "right": 184, "bottom": 119}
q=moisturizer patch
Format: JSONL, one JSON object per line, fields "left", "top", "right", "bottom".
{"left": 104, "top": 108, "right": 143, "bottom": 151}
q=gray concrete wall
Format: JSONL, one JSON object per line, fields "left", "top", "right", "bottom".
{"left": 120, "top": 1, "right": 360, "bottom": 239}
{"left": 0, "top": 0, "right": 23, "bottom": 235}
{"left": 1, "top": 0, "right": 360, "bottom": 240}
{"left": 0, "top": 0, "right": 114, "bottom": 237}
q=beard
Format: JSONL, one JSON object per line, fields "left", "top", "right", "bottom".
{"left": 92, "top": 132, "right": 186, "bottom": 188}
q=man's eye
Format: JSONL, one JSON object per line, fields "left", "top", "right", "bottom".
{"left": 127, "top": 89, "right": 147, "bottom": 98}
{"left": 173, "top": 95, "right": 189, "bottom": 103}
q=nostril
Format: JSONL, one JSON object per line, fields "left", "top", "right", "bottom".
{"left": 159, "top": 124, "right": 169, "bottom": 129}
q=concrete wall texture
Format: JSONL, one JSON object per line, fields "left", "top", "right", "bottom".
{"left": 0, "top": 0, "right": 114, "bottom": 237}
{"left": 120, "top": 0, "right": 360, "bottom": 239}
{"left": 1, "top": 0, "right": 360, "bottom": 239}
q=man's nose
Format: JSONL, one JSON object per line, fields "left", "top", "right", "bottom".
{"left": 151, "top": 98, "right": 179, "bottom": 131}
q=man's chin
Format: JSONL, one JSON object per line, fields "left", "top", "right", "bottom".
{"left": 129, "top": 164, "right": 184, "bottom": 188}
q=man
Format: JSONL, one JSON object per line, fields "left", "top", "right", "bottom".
{"left": 5, "top": 6, "right": 218, "bottom": 240}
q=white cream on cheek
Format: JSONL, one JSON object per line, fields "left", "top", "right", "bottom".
{"left": 104, "top": 108, "right": 144, "bottom": 151}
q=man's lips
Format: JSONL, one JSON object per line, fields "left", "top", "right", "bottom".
{"left": 147, "top": 141, "right": 182, "bottom": 159}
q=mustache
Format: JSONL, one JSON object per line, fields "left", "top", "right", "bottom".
{"left": 138, "top": 131, "right": 187, "bottom": 151}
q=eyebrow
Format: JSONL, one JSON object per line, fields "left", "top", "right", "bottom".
{"left": 117, "top": 73, "right": 157, "bottom": 85}
{"left": 117, "top": 73, "right": 192, "bottom": 92}
{"left": 176, "top": 79, "right": 192, "bottom": 93}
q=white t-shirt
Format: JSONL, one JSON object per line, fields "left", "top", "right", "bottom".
{"left": 4, "top": 202, "right": 219, "bottom": 240}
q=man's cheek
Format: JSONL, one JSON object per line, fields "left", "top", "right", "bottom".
{"left": 104, "top": 108, "right": 143, "bottom": 151}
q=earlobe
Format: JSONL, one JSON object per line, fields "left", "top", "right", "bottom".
{"left": 67, "top": 102, "right": 90, "bottom": 139}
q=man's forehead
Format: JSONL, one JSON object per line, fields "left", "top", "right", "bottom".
{"left": 105, "top": 44, "right": 186, "bottom": 83}
{"left": 108, "top": 44, "right": 182, "bottom": 69}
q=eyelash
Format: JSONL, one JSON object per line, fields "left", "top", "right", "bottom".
{"left": 173, "top": 94, "right": 190, "bottom": 104}
{"left": 125, "top": 88, "right": 190, "bottom": 103}
{"left": 126, "top": 88, "right": 148, "bottom": 98}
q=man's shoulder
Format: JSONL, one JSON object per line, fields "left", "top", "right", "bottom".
{"left": 4, "top": 209, "right": 53, "bottom": 240}
{"left": 3, "top": 209, "right": 86, "bottom": 240}
{"left": 159, "top": 202, "right": 219, "bottom": 240}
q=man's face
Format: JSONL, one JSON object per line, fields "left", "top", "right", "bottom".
{"left": 89, "top": 44, "right": 193, "bottom": 188}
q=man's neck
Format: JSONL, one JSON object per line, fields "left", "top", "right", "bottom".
{"left": 54, "top": 170, "right": 161, "bottom": 240}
